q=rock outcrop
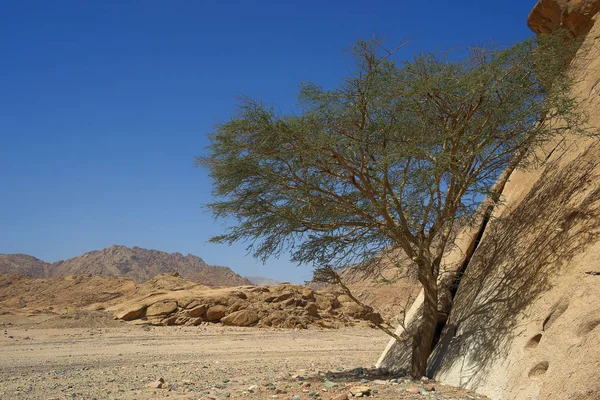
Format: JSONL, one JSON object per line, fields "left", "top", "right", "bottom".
{"left": 0, "top": 272, "right": 384, "bottom": 330}
{"left": 528, "top": 0, "right": 600, "bottom": 37}
{"left": 107, "top": 279, "right": 384, "bottom": 329}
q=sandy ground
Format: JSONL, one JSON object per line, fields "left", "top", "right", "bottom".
{"left": 0, "top": 313, "right": 488, "bottom": 400}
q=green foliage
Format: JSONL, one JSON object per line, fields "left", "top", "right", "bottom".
{"left": 200, "top": 32, "right": 589, "bottom": 274}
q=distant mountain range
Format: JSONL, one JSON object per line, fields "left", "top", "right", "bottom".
{"left": 0, "top": 245, "right": 252, "bottom": 287}
{"left": 245, "top": 276, "right": 281, "bottom": 286}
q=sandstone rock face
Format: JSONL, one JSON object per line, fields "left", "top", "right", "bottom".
{"left": 528, "top": 0, "right": 600, "bottom": 37}
{"left": 431, "top": 137, "right": 600, "bottom": 400}
{"left": 428, "top": 7, "right": 600, "bottom": 399}
{"left": 377, "top": 198, "right": 497, "bottom": 372}
{"left": 187, "top": 304, "right": 208, "bottom": 317}
{"left": 377, "top": 4, "right": 600, "bottom": 399}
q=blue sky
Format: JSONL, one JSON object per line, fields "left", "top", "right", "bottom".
{"left": 0, "top": 1, "right": 535, "bottom": 283}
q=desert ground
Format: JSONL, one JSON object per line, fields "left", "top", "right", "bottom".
{"left": 0, "top": 312, "right": 488, "bottom": 400}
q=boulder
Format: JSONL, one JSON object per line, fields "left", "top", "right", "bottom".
{"left": 304, "top": 303, "right": 319, "bottom": 317}
{"left": 348, "top": 385, "right": 371, "bottom": 396}
{"left": 301, "top": 288, "right": 315, "bottom": 300}
{"left": 187, "top": 304, "right": 208, "bottom": 318}
{"left": 205, "top": 305, "right": 228, "bottom": 321}
{"left": 114, "top": 305, "right": 146, "bottom": 321}
{"left": 264, "top": 291, "right": 294, "bottom": 303}
{"left": 146, "top": 301, "right": 178, "bottom": 317}
{"left": 221, "top": 309, "right": 259, "bottom": 327}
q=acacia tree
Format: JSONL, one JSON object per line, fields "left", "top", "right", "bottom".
{"left": 200, "top": 33, "right": 588, "bottom": 377}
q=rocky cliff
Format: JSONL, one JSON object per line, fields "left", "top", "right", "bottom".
{"left": 378, "top": 1, "right": 600, "bottom": 399}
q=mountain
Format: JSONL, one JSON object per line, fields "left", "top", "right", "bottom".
{"left": 0, "top": 254, "right": 54, "bottom": 278}
{"left": 245, "top": 276, "right": 281, "bottom": 286}
{"left": 0, "top": 245, "right": 252, "bottom": 286}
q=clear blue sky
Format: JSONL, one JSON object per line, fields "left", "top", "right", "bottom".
{"left": 0, "top": 1, "right": 535, "bottom": 283}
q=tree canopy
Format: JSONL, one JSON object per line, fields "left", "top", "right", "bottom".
{"left": 200, "top": 32, "right": 590, "bottom": 377}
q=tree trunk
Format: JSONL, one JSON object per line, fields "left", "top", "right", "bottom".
{"left": 410, "top": 277, "right": 438, "bottom": 379}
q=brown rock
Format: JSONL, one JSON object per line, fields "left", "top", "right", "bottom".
{"left": 161, "top": 315, "right": 178, "bottom": 325}
{"left": 423, "top": 383, "right": 435, "bottom": 391}
{"left": 528, "top": 0, "right": 600, "bottom": 37}
{"left": 337, "top": 294, "right": 352, "bottom": 303}
{"left": 187, "top": 304, "right": 208, "bottom": 317}
{"left": 147, "top": 378, "right": 165, "bottom": 389}
{"left": 340, "top": 302, "right": 367, "bottom": 318}
{"left": 174, "top": 316, "right": 189, "bottom": 325}
{"left": 332, "top": 394, "right": 349, "bottom": 400}
{"left": 285, "top": 298, "right": 301, "bottom": 308}
{"left": 38, "top": 245, "right": 253, "bottom": 286}
{"left": 183, "top": 299, "right": 202, "bottom": 309}
{"left": 314, "top": 295, "right": 332, "bottom": 310}
{"left": 146, "top": 301, "right": 178, "bottom": 317}
{"left": 406, "top": 387, "right": 420, "bottom": 394}
{"left": 349, "top": 385, "right": 371, "bottom": 395}
{"left": 205, "top": 305, "right": 228, "bottom": 321}
{"left": 221, "top": 309, "right": 259, "bottom": 327}
{"left": 304, "top": 303, "right": 319, "bottom": 317}
{"left": 265, "top": 291, "right": 294, "bottom": 303}
{"left": 301, "top": 288, "right": 315, "bottom": 300}
{"left": 229, "top": 290, "right": 248, "bottom": 300}
{"left": 227, "top": 300, "right": 246, "bottom": 313}
{"left": 178, "top": 297, "right": 196, "bottom": 308}
{"left": 114, "top": 305, "right": 146, "bottom": 321}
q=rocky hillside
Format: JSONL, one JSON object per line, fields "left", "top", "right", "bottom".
{"left": 0, "top": 254, "right": 54, "bottom": 278}
{"left": 0, "top": 273, "right": 138, "bottom": 312}
{"left": 0, "top": 245, "right": 251, "bottom": 286}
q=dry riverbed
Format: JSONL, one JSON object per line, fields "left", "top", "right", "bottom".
{"left": 0, "top": 313, "right": 487, "bottom": 400}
